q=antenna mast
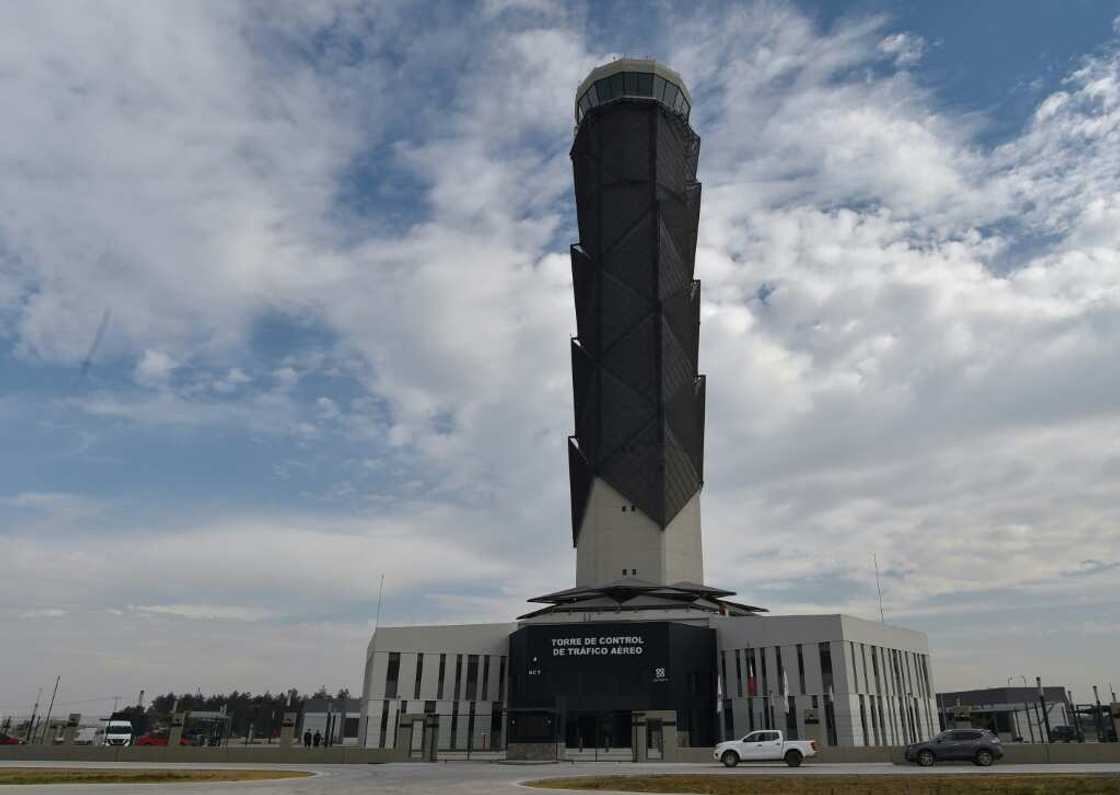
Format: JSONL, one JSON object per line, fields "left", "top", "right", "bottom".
{"left": 874, "top": 553, "right": 885, "bottom": 624}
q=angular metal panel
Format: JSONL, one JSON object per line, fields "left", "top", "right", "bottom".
{"left": 663, "top": 427, "right": 700, "bottom": 522}
{"left": 603, "top": 209, "right": 655, "bottom": 298}
{"left": 660, "top": 317, "right": 695, "bottom": 402}
{"left": 602, "top": 314, "right": 659, "bottom": 401}
{"left": 662, "top": 280, "right": 700, "bottom": 368}
{"left": 601, "top": 187, "right": 654, "bottom": 260}
{"left": 568, "top": 438, "right": 594, "bottom": 545}
{"left": 657, "top": 211, "right": 692, "bottom": 298}
{"left": 571, "top": 245, "right": 595, "bottom": 350}
{"left": 600, "top": 270, "right": 650, "bottom": 349}
{"left": 597, "top": 105, "right": 651, "bottom": 184}
{"left": 598, "top": 368, "right": 655, "bottom": 462}
{"left": 599, "top": 419, "right": 665, "bottom": 525}
{"left": 570, "top": 99, "right": 705, "bottom": 530}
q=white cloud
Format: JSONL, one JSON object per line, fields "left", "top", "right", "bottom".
{"left": 130, "top": 604, "right": 277, "bottom": 622}
{"left": 878, "top": 32, "right": 926, "bottom": 66}
{"left": 134, "top": 350, "right": 178, "bottom": 386}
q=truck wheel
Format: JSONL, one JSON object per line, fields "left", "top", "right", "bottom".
{"left": 974, "top": 750, "right": 993, "bottom": 767}
{"left": 917, "top": 749, "right": 935, "bottom": 767}
{"left": 721, "top": 750, "right": 740, "bottom": 767}
{"left": 784, "top": 750, "right": 803, "bottom": 767}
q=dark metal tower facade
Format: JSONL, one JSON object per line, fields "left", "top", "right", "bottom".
{"left": 568, "top": 62, "right": 706, "bottom": 547}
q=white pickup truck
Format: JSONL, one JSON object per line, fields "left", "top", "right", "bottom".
{"left": 714, "top": 730, "right": 818, "bottom": 767}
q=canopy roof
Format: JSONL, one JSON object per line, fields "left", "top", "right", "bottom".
{"left": 518, "top": 577, "right": 766, "bottom": 620}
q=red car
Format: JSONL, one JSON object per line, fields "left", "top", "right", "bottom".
{"left": 134, "top": 732, "right": 188, "bottom": 746}
{"left": 0, "top": 733, "right": 25, "bottom": 745}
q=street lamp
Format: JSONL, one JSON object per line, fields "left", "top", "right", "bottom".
{"left": 1093, "top": 686, "right": 1104, "bottom": 742}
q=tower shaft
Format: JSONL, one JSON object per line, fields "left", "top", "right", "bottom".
{"left": 568, "top": 62, "right": 706, "bottom": 586}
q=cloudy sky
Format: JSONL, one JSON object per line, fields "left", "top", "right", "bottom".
{"left": 3, "top": 0, "right": 1120, "bottom": 717}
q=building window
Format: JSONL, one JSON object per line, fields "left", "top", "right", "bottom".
{"left": 481, "top": 656, "right": 491, "bottom": 702}
{"left": 450, "top": 703, "right": 459, "bottom": 750}
{"left": 424, "top": 701, "right": 436, "bottom": 714}
{"left": 608, "top": 72, "right": 624, "bottom": 99}
{"left": 720, "top": 651, "right": 729, "bottom": 701}
{"left": 467, "top": 702, "right": 476, "bottom": 751}
{"left": 344, "top": 717, "right": 360, "bottom": 739}
{"left": 437, "top": 654, "right": 447, "bottom": 700}
{"left": 378, "top": 699, "right": 390, "bottom": 749}
{"left": 385, "top": 652, "right": 401, "bottom": 699}
{"left": 797, "top": 644, "right": 806, "bottom": 695}
{"left": 858, "top": 695, "right": 869, "bottom": 746}
{"left": 454, "top": 655, "right": 464, "bottom": 701}
{"left": 498, "top": 656, "right": 507, "bottom": 701}
{"left": 723, "top": 700, "right": 734, "bottom": 738}
{"left": 860, "top": 645, "right": 871, "bottom": 699}
{"left": 819, "top": 642, "right": 837, "bottom": 746}
{"left": 850, "top": 642, "right": 859, "bottom": 692}
{"left": 775, "top": 647, "right": 786, "bottom": 697}
{"left": 869, "top": 694, "right": 881, "bottom": 746}
{"left": 465, "top": 654, "right": 480, "bottom": 701}
{"left": 760, "top": 647, "right": 769, "bottom": 701}
{"left": 734, "top": 650, "right": 743, "bottom": 698}
{"left": 414, "top": 653, "right": 424, "bottom": 700}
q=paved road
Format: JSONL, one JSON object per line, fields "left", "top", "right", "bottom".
{"left": 3, "top": 760, "right": 1120, "bottom": 793}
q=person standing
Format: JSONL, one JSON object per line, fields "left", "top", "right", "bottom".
{"left": 303, "top": 730, "right": 311, "bottom": 748}
{"left": 313, "top": 730, "right": 321, "bottom": 747}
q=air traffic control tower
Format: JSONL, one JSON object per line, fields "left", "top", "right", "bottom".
{"left": 568, "top": 60, "right": 706, "bottom": 587}
{"left": 359, "top": 61, "right": 939, "bottom": 758}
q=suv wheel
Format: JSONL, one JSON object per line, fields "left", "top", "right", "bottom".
{"left": 784, "top": 750, "right": 803, "bottom": 767}
{"left": 721, "top": 750, "right": 740, "bottom": 767}
{"left": 917, "top": 749, "right": 935, "bottom": 767}
{"left": 974, "top": 749, "right": 994, "bottom": 767}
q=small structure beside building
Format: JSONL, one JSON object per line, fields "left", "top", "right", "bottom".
{"left": 936, "top": 687, "right": 1075, "bottom": 742}
{"left": 299, "top": 698, "right": 362, "bottom": 746}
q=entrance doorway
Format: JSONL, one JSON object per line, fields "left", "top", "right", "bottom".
{"left": 564, "top": 711, "right": 632, "bottom": 760}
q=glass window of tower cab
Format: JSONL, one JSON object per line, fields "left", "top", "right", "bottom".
{"left": 357, "top": 59, "right": 939, "bottom": 761}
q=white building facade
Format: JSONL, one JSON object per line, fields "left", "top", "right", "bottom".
{"left": 360, "top": 613, "right": 936, "bottom": 751}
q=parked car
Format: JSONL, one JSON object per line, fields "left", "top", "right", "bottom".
{"left": 135, "top": 732, "right": 189, "bottom": 747}
{"left": 1048, "top": 725, "right": 1078, "bottom": 743}
{"left": 0, "top": 733, "right": 24, "bottom": 745}
{"left": 905, "top": 729, "right": 1003, "bottom": 766}
{"left": 74, "top": 727, "right": 102, "bottom": 745}
{"left": 714, "top": 730, "right": 818, "bottom": 767}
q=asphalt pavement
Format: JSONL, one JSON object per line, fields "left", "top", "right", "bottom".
{"left": 2, "top": 760, "right": 1120, "bottom": 793}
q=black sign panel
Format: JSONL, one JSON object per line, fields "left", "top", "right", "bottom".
{"left": 509, "top": 621, "right": 717, "bottom": 745}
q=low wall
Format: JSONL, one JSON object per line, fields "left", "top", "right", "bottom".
{"left": 0, "top": 745, "right": 406, "bottom": 765}
{"left": 995, "top": 743, "right": 1120, "bottom": 764}
{"left": 507, "top": 743, "right": 563, "bottom": 762}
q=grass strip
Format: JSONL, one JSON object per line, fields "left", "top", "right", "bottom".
{"left": 527, "top": 773, "right": 1120, "bottom": 794}
{"left": 0, "top": 767, "right": 312, "bottom": 785}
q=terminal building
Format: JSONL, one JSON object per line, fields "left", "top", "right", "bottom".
{"left": 360, "top": 59, "right": 939, "bottom": 757}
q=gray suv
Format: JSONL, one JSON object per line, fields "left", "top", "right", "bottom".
{"left": 905, "top": 729, "right": 1003, "bottom": 767}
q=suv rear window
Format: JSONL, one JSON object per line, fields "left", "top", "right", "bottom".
{"left": 953, "top": 730, "right": 982, "bottom": 740}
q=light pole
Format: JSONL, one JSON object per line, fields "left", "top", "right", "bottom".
{"left": 1093, "top": 686, "right": 1104, "bottom": 743}
{"left": 1067, "top": 689, "right": 1083, "bottom": 742}
{"left": 1037, "top": 677, "right": 1052, "bottom": 743}
{"left": 1007, "top": 678, "right": 1023, "bottom": 741}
